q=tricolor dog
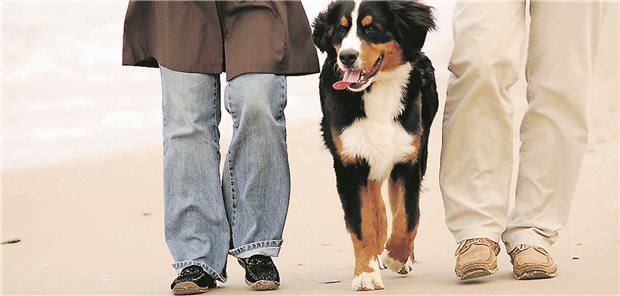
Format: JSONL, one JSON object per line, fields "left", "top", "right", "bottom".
{"left": 312, "top": 0, "right": 438, "bottom": 291}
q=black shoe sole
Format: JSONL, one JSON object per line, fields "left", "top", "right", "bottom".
{"left": 172, "top": 282, "right": 210, "bottom": 295}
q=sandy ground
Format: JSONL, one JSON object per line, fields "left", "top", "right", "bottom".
{"left": 2, "top": 2, "right": 619, "bottom": 296}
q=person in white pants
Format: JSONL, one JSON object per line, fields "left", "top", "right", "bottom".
{"left": 440, "top": 1, "right": 604, "bottom": 280}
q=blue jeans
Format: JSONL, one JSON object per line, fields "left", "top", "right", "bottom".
{"left": 160, "top": 66, "right": 290, "bottom": 282}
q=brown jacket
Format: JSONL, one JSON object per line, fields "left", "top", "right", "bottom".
{"left": 122, "top": 1, "right": 320, "bottom": 79}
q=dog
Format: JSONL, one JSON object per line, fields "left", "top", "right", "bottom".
{"left": 312, "top": 0, "right": 438, "bottom": 291}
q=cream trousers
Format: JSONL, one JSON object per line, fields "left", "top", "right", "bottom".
{"left": 440, "top": 1, "right": 604, "bottom": 253}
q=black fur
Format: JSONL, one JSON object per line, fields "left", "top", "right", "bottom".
{"left": 385, "top": 1, "right": 436, "bottom": 54}
{"left": 313, "top": 0, "right": 438, "bottom": 240}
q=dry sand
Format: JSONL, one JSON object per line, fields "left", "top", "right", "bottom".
{"left": 2, "top": 2, "right": 618, "bottom": 296}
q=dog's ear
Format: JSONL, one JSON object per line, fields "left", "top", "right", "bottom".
{"left": 312, "top": 8, "right": 333, "bottom": 53}
{"left": 387, "top": 1, "right": 436, "bottom": 51}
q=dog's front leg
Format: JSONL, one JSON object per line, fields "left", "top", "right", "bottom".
{"left": 350, "top": 180, "right": 386, "bottom": 291}
{"left": 334, "top": 162, "right": 386, "bottom": 291}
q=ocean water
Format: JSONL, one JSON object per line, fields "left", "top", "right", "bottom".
{"left": 1, "top": 1, "right": 454, "bottom": 170}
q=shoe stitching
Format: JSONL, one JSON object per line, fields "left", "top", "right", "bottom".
{"left": 456, "top": 238, "right": 500, "bottom": 256}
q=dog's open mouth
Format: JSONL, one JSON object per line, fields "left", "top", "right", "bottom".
{"left": 333, "top": 54, "right": 384, "bottom": 91}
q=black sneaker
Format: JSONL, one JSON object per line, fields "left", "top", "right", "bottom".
{"left": 170, "top": 265, "right": 217, "bottom": 295}
{"left": 237, "top": 255, "right": 280, "bottom": 291}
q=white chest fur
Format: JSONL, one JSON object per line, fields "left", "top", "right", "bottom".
{"left": 340, "top": 64, "right": 416, "bottom": 181}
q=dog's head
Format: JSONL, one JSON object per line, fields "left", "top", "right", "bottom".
{"left": 312, "top": 0, "right": 435, "bottom": 92}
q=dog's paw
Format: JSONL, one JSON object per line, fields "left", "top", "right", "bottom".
{"left": 380, "top": 249, "right": 414, "bottom": 275}
{"left": 352, "top": 271, "right": 384, "bottom": 291}
{"left": 352, "top": 258, "right": 384, "bottom": 291}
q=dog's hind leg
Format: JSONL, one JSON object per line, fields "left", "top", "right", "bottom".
{"left": 380, "top": 163, "right": 421, "bottom": 275}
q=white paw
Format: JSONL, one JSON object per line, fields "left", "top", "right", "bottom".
{"left": 352, "top": 258, "right": 384, "bottom": 291}
{"left": 380, "top": 249, "right": 414, "bottom": 275}
{"left": 352, "top": 271, "right": 384, "bottom": 291}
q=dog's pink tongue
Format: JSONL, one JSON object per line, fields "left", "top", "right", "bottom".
{"left": 332, "top": 70, "right": 362, "bottom": 90}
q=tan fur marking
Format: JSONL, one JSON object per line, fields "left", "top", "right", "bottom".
{"left": 350, "top": 181, "right": 387, "bottom": 276}
{"left": 385, "top": 178, "right": 417, "bottom": 263}
{"left": 331, "top": 128, "right": 358, "bottom": 165}
{"left": 360, "top": 41, "right": 404, "bottom": 72}
{"left": 340, "top": 16, "right": 349, "bottom": 27}
{"left": 368, "top": 181, "right": 387, "bottom": 255}
{"left": 334, "top": 44, "right": 341, "bottom": 55}
{"left": 410, "top": 223, "right": 419, "bottom": 262}
{"left": 404, "top": 134, "right": 422, "bottom": 163}
{"left": 361, "top": 15, "right": 373, "bottom": 27}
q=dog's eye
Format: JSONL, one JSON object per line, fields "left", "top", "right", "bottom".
{"left": 364, "top": 25, "right": 377, "bottom": 34}
{"left": 337, "top": 26, "right": 348, "bottom": 36}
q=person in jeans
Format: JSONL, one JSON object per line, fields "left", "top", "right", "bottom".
{"left": 440, "top": 2, "right": 604, "bottom": 280}
{"left": 122, "top": 1, "right": 319, "bottom": 294}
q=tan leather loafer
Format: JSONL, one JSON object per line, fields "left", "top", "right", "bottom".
{"left": 454, "top": 238, "right": 501, "bottom": 280}
{"left": 509, "top": 244, "right": 557, "bottom": 280}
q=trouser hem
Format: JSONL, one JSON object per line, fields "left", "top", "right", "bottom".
{"left": 502, "top": 231, "right": 552, "bottom": 254}
{"left": 453, "top": 230, "right": 503, "bottom": 245}
{"left": 229, "top": 240, "right": 283, "bottom": 259}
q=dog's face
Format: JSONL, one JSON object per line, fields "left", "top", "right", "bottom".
{"left": 313, "top": 1, "right": 435, "bottom": 92}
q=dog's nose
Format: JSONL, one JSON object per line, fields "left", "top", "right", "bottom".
{"left": 339, "top": 49, "right": 359, "bottom": 67}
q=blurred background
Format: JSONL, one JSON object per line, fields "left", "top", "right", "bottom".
{"left": 1, "top": 1, "right": 456, "bottom": 170}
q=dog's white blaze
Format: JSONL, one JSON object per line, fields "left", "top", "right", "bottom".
{"left": 351, "top": 257, "right": 384, "bottom": 291}
{"left": 340, "top": 63, "right": 415, "bottom": 181}
{"left": 339, "top": 0, "right": 362, "bottom": 69}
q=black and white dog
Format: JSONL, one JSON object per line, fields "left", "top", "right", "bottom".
{"left": 312, "top": 0, "right": 438, "bottom": 291}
